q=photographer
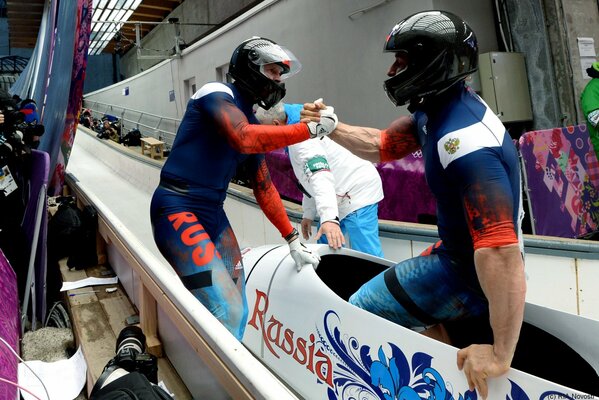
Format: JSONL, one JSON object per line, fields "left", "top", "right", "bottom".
{"left": 80, "top": 108, "right": 93, "bottom": 129}
{"left": 90, "top": 325, "right": 173, "bottom": 400}
{"left": 92, "top": 118, "right": 102, "bottom": 133}
{"left": 98, "top": 119, "right": 120, "bottom": 143}
{"left": 0, "top": 94, "right": 45, "bottom": 158}
{"left": 19, "top": 99, "right": 44, "bottom": 149}
{"left": 0, "top": 90, "right": 45, "bottom": 295}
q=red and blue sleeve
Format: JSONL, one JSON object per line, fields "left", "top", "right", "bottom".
{"left": 212, "top": 98, "right": 310, "bottom": 154}
{"left": 249, "top": 155, "right": 294, "bottom": 238}
{"left": 448, "top": 149, "right": 519, "bottom": 250}
{"left": 379, "top": 115, "right": 420, "bottom": 162}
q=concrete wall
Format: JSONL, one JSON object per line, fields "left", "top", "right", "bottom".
{"left": 86, "top": 0, "right": 499, "bottom": 129}
{"left": 86, "top": 60, "right": 179, "bottom": 118}
{"left": 506, "top": 0, "right": 599, "bottom": 128}
{"left": 84, "top": 53, "right": 119, "bottom": 94}
{"left": 559, "top": 0, "right": 599, "bottom": 124}
{"left": 0, "top": 18, "right": 8, "bottom": 55}
{"left": 119, "top": 0, "right": 258, "bottom": 78}
{"left": 0, "top": 17, "right": 33, "bottom": 58}
{"left": 505, "top": 0, "right": 562, "bottom": 130}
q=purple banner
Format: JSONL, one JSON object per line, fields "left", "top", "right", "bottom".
{"left": 0, "top": 249, "right": 19, "bottom": 400}
{"left": 21, "top": 149, "right": 50, "bottom": 325}
{"left": 519, "top": 125, "right": 599, "bottom": 238}
{"left": 265, "top": 149, "right": 436, "bottom": 223}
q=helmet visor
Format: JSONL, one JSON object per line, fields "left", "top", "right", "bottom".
{"left": 247, "top": 40, "right": 302, "bottom": 80}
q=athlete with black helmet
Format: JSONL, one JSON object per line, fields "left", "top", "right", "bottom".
{"left": 150, "top": 37, "right": 337, "bottom": 340}
{"left": 302, "top": 11, "right": 526, "bottom": 398}
{"left": 227, "top": 37, "right": 301, "bottom": 109}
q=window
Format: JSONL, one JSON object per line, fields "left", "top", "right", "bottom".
{"left": 184, "top": 77, "right": 196, "bottom": 100}
{"left": 216, "top": 63, "right": 230, "bottom": 83}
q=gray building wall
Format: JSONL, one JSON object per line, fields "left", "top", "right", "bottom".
{"left": 0, "top": 17, "right": 33, "bottom": 58}
{"left": 505, "top": 0, "right": 563, "bottom": 130}
{"left": 86, "top": 0, "right": 499, "bottom": 130}
{"left": 89, "top": 0, "right": 599, "bottom": 131}
{"left": 0, "top": 18, "right": 8, "bottom": 55}
{"left": 119, "top": 0, "right": 258, "bottom": 78}
{"left": 84, "top": 53, "right": 119, "bottom": 94}
{"left": 505, "top": 0, "right": 599, "bottom": 129}
{"left": 557, "top": 0, "right": 599, "bottom": 125}
{"left": 5, "top": 48, "right": 33, "bottom": 58}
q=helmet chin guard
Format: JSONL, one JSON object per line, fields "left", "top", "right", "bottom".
{"left": 383, "top": 11, "right": 478, "bottom": 107}
{"left": 228, "top": 37, "right": 300, "bottom": 109}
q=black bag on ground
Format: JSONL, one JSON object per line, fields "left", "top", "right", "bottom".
{"left": 122, "top": 129, "right": 142, "bottom": 147}
{"left": 47, "top": 198, "right": 98, "bottom": 269}
{"left": 47, "top": 197, "right": 83, "bottom": 263}
{"left": 67, "top": 205, "right": 98, "bottom": 269}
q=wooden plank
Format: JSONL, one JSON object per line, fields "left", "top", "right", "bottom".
{"left": 101, "top": 295, "right": 137, "bottom": 335}
{"left": 71, "top": 301, "right": 117, "bottom": 394}
{"left": 97, "top": 230, "right": 108, "bottom": 265}
{"left": 140, "top": 284, "right": 163, "bottom": 357}
{"left": 68, "top": 180, "right": 252, "bottom": 399}
{"left": 60, "top": 259, "right": 117, "bottom": 393}
{"left": 98, "top": 212, "right": 254, "bottom": 400}
{"left": 157, "top": 358, "right": 193, "bottom": 400}
{"left": 140, "top": 137, "right": 163, "bottom": 145}
{"left": 60, "top": 258, "right": 191, "bottom": 399}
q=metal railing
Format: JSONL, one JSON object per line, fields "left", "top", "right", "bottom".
{"left": 82, "top": 99, "right": 181, "bottom": 149}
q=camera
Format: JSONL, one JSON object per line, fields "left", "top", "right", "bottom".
{"left": 0, "top": 101, "right": 25, "bottom": 160}
{"left": 90, "top": 326, "right": 174, "bottom": 400}
{"left": 95, "top": 326, "right": 158, "bottom": 388}
{"left": 0, "top": 97, "right": 45, "bottom": 164}
{"left": 1, "top": 104, "right": 24, "bottom": 128}
{"left": 112, "top": 325, "right": 158, "bottom": 383}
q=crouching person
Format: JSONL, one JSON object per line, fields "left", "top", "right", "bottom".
{"left": 90, "top": 326, "right": 172, "bottom": 400}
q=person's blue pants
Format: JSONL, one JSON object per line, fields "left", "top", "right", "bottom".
{"left": 349, "top": 253, "right": 488, "bottom": 329}
{"left": 150, "top": 186, "right": 247, "bottom": 340}
{"left": 318, "top": 204, "right": 384, "bottom": 258}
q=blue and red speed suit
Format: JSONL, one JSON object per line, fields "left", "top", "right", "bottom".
{"left": 349, "top": 83, "right": 524, "bottom": 328}
{"left": 150, "top": 82, "right": 311, "bottom": 339}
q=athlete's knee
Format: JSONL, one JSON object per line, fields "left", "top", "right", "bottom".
{"left": 202, "top": 289, "right": 247, "bottom": 339}
{"left": 220, "top": 296, "right": 247, "bottom": 339}
{"left": 348, "top": 287, "right": 369, "bottom": 310}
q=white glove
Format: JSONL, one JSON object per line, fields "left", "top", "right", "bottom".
{"left": 320, "top": 105, "right": 335, "bottom": 116}
{"left": 286, "top": 229, "right": 321, "bottom": 272}
{"left": 306, "top": 103, "right": 338, "bottom": 138}
{"left": 307, "top": 114, "right": 338, "bottom": 138}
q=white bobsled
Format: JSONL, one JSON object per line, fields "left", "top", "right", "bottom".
{"left": 242, "top": 244, "right": 599, "bottom": 400}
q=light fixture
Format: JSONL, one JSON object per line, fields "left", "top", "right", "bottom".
{"left": 89, "top": 0, "right": 144, "bottom": 55}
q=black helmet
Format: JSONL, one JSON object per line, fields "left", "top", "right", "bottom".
{"left": 383, "top": 10, "right": 478, "bottom": 106}
{"left": 228, "top": 37, "right": 301, "bottom": 109}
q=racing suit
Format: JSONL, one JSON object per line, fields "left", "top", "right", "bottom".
{"left": 350, "top": 83, "right": 524, "bottom": 328}
{"left": 150, "top": 82, "right": 311, "bottom": 339}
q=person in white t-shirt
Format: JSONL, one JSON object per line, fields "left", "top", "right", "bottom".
{"left": 256, "top": 102, "right": 384, "bottom": 257}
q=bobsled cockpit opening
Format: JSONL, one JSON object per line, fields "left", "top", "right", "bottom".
{"left": 315, "top": 254, "right": 388, "bottom": 302}
{"left": 315, "top": 255, "right": 599, "bottom": 396}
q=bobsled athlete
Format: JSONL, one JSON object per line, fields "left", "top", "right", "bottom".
{"left": 255, "top": 102, "right": 385, "bottom": 257}
{"left": 150, "top": 37, "right": 338, "bottom": 339}
{"left": 302, "top": 11, "right": 526, "bottom": 398}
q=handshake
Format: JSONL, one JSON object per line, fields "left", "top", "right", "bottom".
{"left": 305, "top": 98, "right": 338, "bottom": 139}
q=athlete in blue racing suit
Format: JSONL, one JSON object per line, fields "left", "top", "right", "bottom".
{"left": 302, "top": 12, "right": 526, "bottom": 398}
{"left": 150, "top": 37, "right": 337, "bottom": 340}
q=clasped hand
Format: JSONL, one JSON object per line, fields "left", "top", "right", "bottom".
{"left": 302, "top": 99, "right": 338, "bottom": 138}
